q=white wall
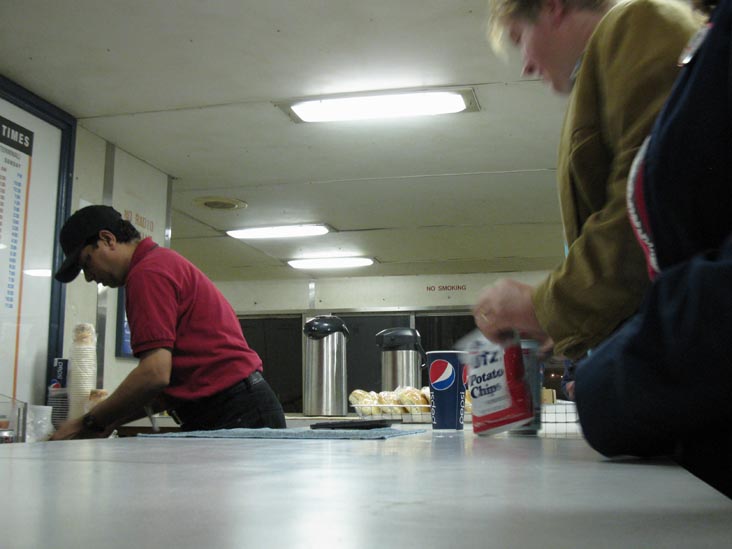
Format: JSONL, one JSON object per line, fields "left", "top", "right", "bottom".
{"left": 103, "top": 148, "right": 168, "bottom": 392}
{"left": 62, "top": 127, "right": 168, "bottom": 397}
{"left": 217, "top": 271, "right": 549, "bottom": 314}
{"left": 60, "top": 127, "right": 105, "bottom": 358}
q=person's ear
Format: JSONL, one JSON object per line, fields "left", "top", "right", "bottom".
{"left": 98, "top": 229, "right": 117, "bottom": 248}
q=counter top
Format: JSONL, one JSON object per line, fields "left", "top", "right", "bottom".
{"left": 0, "top": 428, "right": 729, "bottom": 548}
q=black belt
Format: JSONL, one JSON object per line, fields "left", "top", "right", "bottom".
{"left": 169, "top": 371, "right": 264, "bottom": 426}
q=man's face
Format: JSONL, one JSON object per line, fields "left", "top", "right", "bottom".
{"left": 79, "top": 238, "right": 125, "bottom": 288}
{"left": 506, "top": 10, "right": 574, "bottom": 95}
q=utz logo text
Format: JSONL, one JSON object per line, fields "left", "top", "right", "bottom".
{"left": 469, "top": 350, "right": 505, "bottom": 397}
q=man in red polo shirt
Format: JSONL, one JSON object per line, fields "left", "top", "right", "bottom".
{"left": 51, "top": 205, "right": 285, "bottom": 439}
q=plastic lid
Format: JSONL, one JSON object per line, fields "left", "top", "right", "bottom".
{"left": 375, "top": 327, "right": 423, "bottom": 350}
{"left": 303, "top": 315, "right": 350, "bottom": 339}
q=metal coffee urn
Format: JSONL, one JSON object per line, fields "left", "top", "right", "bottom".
{"left": 303, "top": 316, "right": 350, "bottom": 416}
{"left": 375, "top": 328, "right": 427, "bottom": 391}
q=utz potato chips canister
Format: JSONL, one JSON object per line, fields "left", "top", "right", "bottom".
{"left": 456, "top": 329, "right": 533, "bottom": 436}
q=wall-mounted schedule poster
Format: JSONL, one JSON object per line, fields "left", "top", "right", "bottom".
{"left": 0, "top": 115, "right": 34, "bottom": 313}
{"left": 0, "top": 115, "right": 34, "bottom": 398}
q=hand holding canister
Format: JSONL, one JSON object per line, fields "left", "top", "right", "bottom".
{"left": 473, "top": 279, "right": 548, "bottom": 345}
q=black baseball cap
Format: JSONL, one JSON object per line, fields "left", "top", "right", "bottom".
{"left": 54, "top": 205, "right": 122, "bottom": 283}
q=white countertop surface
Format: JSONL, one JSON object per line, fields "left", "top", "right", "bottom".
{"left": 0, "top": 428, "right": 729, "bottom": 548}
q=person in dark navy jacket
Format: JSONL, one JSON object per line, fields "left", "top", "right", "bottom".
{"left": 574, "top": 0, "right": 732, "bottom": 498}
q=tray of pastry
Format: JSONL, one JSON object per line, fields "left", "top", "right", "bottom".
{"left": 348, "top": 386, "right": 432, "bottom": 423}
{"left": 351, "top": 403, "right": 431, "bottom": 423}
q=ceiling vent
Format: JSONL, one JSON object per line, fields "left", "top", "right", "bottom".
{"left": 193, "top": 197, "right": 248, "bottom": 210}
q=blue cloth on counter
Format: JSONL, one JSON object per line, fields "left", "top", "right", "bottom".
{"left": 138, "top": 427, "right": 426, "bottom": 440}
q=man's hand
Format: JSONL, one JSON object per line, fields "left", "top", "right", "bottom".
{"left": 473, "top": 278, "right": 549, "bottom": 345}
{"left": 50, "top": 417, "right": 84, "bottom": 440}
{"left": 564, "top": 381, "right": 576, "bottom": 401}
{"left": 50, "top": 348, "right": 172, "bottom": 440}
{"left": 49, "top": 417, "right": 110, "bottom": 440}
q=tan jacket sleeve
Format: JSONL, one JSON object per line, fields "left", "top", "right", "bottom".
{"left": 532, "top": 0, "right": 699, "bottom": 360}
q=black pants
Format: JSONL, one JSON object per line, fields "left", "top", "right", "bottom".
{"left": 676, "top": 431, "right": 732, "bottom": 499}
{"left": 173, "top": 373, "right": 286, "bottom": 431}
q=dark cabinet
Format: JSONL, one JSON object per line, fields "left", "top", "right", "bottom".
{"left": 239, "top": 316, "right": 303, "bottom": 413}
{"left": 239, "top": 311, "right": 476, "bottom": 413}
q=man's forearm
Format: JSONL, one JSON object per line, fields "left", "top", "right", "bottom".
{"left": 84, "top": 349, "right": 172, "bottom": 429}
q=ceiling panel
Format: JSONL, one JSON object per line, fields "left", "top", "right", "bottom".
{"left": 79, "top": 81, "right": 565, "bottom": 187}
{"left": 170, "top": 234, "right": 282, "bottom": 267}
{"left": 1, "top": 1, "right": 525, "bottom": 116}
{"left": 0, "top": 0, "right": 569, "bottom": 283}
{"left": 247, "top": 224, "right": 564, "bottom": 262}
{"left": 172, "top": 170, "right": 561, "bottom": 233}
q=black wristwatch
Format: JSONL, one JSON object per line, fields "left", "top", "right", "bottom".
{"left": 82, "top": 413, "right": 106, "bottom": 433}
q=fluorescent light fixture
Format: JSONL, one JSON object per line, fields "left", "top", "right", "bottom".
{"left": 282, "top": 88, "right": 479, "bottom": 123}
{"left": 0, "top": 243, "right": 6, "bottom": 250}
{"left": 24, "top": 269, "right": 52, "bottom": 277}
{"left": 227, "top": 224, "right": 329, "bottom": 239}
{"left": 288, "top": 257, "right": 374, "bottom": 269}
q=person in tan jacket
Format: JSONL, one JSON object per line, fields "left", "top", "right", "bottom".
{"left": 473, "top": 0, "right": 698, "bottom": 387}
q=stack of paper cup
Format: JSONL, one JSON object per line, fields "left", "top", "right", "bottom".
{"left": 47, "top": 388, "right": 69, "bottom": 428}
{"left": 68, "top": 323, "right": 98, "bottom": 419}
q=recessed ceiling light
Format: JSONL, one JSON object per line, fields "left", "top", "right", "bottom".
{"left": 194, "top": 197, "right": 248, "bottom": 210}
{"left": 280, "top": 88, "right": 479, "bottom": 123}
{"left": 288, "top": 257, "right": 374, "bottom": 269}
{"left": 227, "top": 224, "right": 329, "bottom": 239}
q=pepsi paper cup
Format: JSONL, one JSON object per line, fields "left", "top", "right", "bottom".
{"left": 427, "top": 350, "right": 467, "bottom": 430}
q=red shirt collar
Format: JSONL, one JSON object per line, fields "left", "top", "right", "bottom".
{"left": 127, "top": 237, "right": 159, "bottom": 278}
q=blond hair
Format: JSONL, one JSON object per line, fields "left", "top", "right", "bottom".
{"left": 487, "top": 0, "right": 612, "bottom": 51}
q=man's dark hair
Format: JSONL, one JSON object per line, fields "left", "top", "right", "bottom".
{"left": 85, "top": 218, "right": 141, "bottom": 247}
{"left": 113, "top": 219, "right": 142, "bottom": 243}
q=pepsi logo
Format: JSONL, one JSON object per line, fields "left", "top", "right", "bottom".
{"left": 429, "top": 359, "right": 455, "bottom": 391}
